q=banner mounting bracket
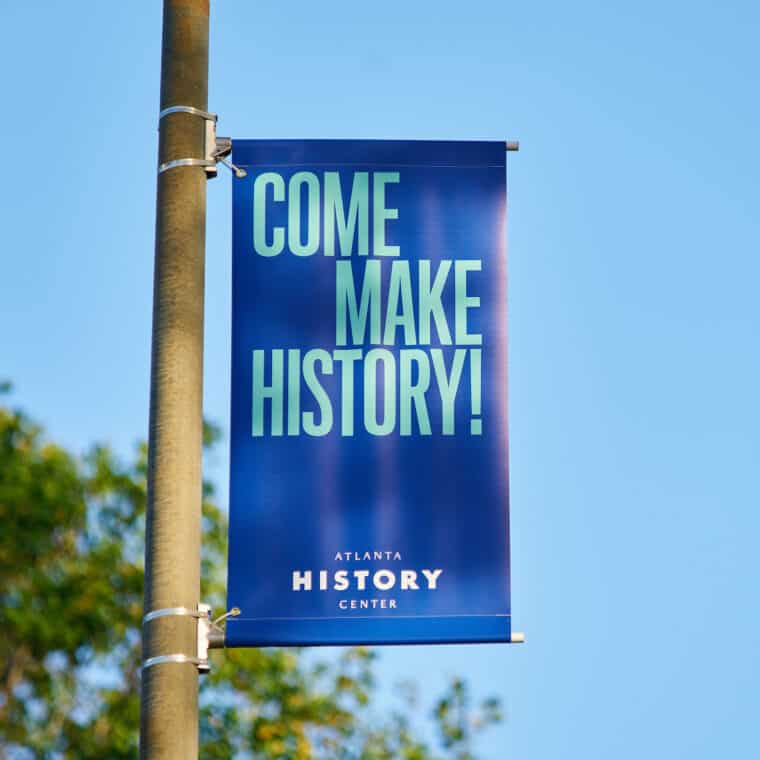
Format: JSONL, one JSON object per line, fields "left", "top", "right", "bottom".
{"left": 157, "top": 106, "right": 246, "bottom": 179}
{"left": 211, "top": 136, "right": 247, "bottom": 178}
{"left": 141, "top": 603, "right": 237, "bottom": 674}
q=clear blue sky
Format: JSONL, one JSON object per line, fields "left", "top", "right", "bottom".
{"left": 2, "top": 1, "right": 759, "bottom": 757}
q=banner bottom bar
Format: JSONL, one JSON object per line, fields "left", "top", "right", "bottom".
{"left": 224, "top": 614, "right": 511, "bottom": 647}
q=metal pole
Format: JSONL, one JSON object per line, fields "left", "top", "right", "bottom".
{"left": 140, "top": 1, "right": 209, "bottom": 758}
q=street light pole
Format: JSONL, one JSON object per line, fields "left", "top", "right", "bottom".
{"left": 140, "top": 1, "right": 209, "bottom": 757}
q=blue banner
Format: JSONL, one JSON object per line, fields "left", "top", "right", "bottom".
{"left": 226, "top": 140, "right": 510, "bottom": 646}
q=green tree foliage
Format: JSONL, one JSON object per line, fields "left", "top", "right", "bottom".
{"left": 0, "top": 389, "right": 501, "bottom": 759}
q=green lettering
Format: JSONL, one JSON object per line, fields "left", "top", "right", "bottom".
{"left": 253, "top": 173, "right": 285, "bottom": 257}
{"left": 288, "top": 172, "right": 320, "bottom": 256}
{"left": 383, "top": 261, "right": 417, "bottom": 345}
{"left": 431, "top": 349, "right": 466, "bottom": 435}
{"left": 373, "top": 172, "right": 400, "bottom": 257}
{"left": 419, "top": 260, "right": 452, "bottom": 344}
{"left": 252, "top": 349, "right": 283, "bottom": 436}
{"left": 287, "top": 349, "right": 300, "bottom": 436}
{"left": 364, "top": 349, "right": 396, "bottom": 435}
{"left": 454, "top": 261, "right": 482, "bottom": 345}
{"left": 333, "top": 349, "right": 362, "bottom": 436}
{"left": 324, "top": 172, "right": 369, "bottom": 256}
{"left": 335, "top": 260, "right": 381, "bottom": 345}
{"left": 400, "top": 350, "right": 431, "bottom": 436}
{"left": 302, "top": 349, "right": 333, "bottom": 436}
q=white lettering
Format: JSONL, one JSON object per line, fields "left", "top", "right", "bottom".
{"left": 421, "top": 569, "right": 443, "bottom": 589}
{"left": 292, "top": 570, "right": 312, "bottom": 591}
{"left": 373, "top": 570, "right": 396, "bottom": 591}
{"left": 334, "top": 570, "right": 349, "bottom": 591}
{"left": 400, "top": 570, "right": 419, "bottom": 590}
{"left": 354, "top": 570, "right": 370, "bottom": 590}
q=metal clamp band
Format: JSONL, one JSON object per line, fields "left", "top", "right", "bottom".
{"left": 142, "top": 654, "right": 205, "bottom": 671}
{"left": 141, "top": 604, "right": 213, "bottom": 674}
{"left": 143, "top": 606, "right": 205, "bottom": 624}
{"left": 159, "top": 105, "right": 217, "bottom": 123}
{"left": 158, "top": 158, "right": 216, "bottom": 174}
